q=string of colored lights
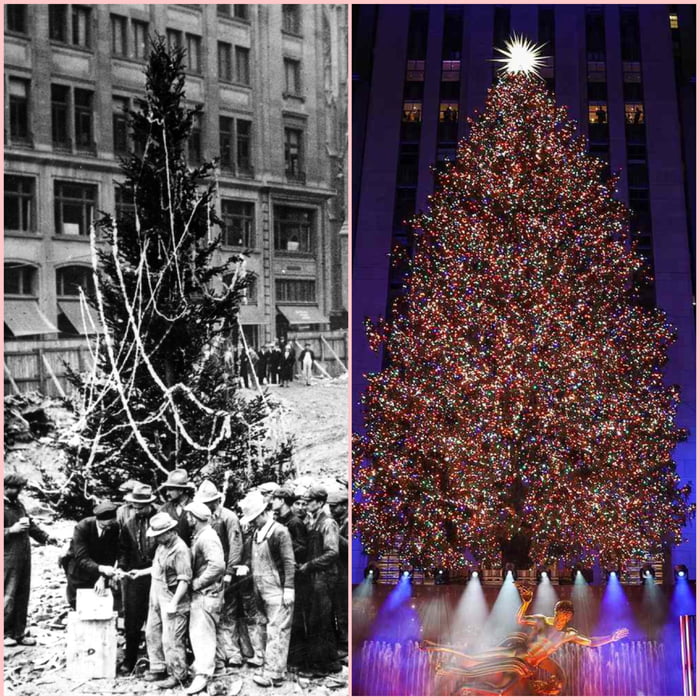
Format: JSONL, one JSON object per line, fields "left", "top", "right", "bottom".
{"left": 353, "top": 71, "right": 693, "bottom": 571}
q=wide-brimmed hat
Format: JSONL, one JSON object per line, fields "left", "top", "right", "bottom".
{"left": 257, "top": 481, "right": 280, "bottom": 496}
{"left": 194, "top": 479, "right": 222, "bottom": 504}
{"left": 118, "top": 479, "right": 141, "bottom": 494}
{"left": 93, "top": 500, "right": 118, "bottom": 520}
{"left": 239, "top": 490, "right": 268, "bottom": 525}
{"left": 327, "top": 489, "right": 348, "bottom": 506}
{"left": 184, "top": 501, "right": 211, "bottom": 521}
{"left": 160, "top": 469, "right": 195, "bottom": 490}
{"left": 124, "top": 483, "right": 157, "bottom": 504}
{"left": 146, "top": 512, "right": 178, "bottom": 537}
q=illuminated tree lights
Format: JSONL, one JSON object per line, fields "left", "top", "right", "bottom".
{"left": 353, "top": 71, "right": 693, "bottom": 570}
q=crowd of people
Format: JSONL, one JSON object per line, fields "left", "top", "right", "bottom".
{"left": 4, "top": 470, "right": 348, "bottom": 694}
{"left": 239, "top": 340, "right": 316, "bottom": 389}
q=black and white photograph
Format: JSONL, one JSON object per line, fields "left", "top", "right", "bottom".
{"left": 4, "top": 3, "right": 348, "bottom": 695}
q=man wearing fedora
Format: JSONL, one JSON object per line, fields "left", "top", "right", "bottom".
{"left": 132, "top": 512, "right": 192, "bottom": 689}
{"left": 158, "top": 469, "right": 196, "bottom": 544}
{"left": 117, "top": 483, "right": 158, "bottom": 673}
{"left": 240, "top": 489, "right": 296, "bottom": 688}
{"left": 63, "top": 501, "right": 120, "bottom": 610}
{"left": 184, "top": 501, "right": 226, "bottom": 695}
{"left": 194, "top": 479, "right": 245, "bottom": 669}
{"left": 298, "top": 486, "right": 342, "bottom": 678}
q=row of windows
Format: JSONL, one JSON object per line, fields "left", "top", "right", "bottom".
{"left": 5, "top": 176, "right": 317, "bottom": 254}
{"left": 6, "top": 262, "right": 315, "bottom": 305}
{"left": 6, "top": 5, "right": 302, "bottom": 46}
{"left": 8, "top": 83, "right": 307, "bottom": 179}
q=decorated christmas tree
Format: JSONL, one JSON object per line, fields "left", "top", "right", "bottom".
{"left": 353, "top": 40, "right": 693, "bottom": 570}
{"left": 63, "top": 37, "right": 292, "bottom": 515}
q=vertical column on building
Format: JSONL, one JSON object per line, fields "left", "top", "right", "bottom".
{"left": 604, "top": 7, "right": 627, "bottom": 193}
{"left": 554, "top": 5, "right": 584, "bottom": 124}
{"left": 639, "top": 6, "right": 696, "bottom": 578}
{"left": 463, "top": 5, "right": 494, "bottom": 128}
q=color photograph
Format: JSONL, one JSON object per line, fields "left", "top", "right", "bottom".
{"left": 352, "top": 4, "right": 695, "bottom": 696}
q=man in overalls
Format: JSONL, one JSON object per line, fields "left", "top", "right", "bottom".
{"left": 240, "top": 489, "right": 296, "bottom": 688}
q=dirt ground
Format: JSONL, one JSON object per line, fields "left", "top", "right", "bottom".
{"left": 3, "top": 374, "right": 349, "bottom": 696}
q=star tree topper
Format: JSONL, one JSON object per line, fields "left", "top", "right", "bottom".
{"left": 493, "top": 35, "right": 548, "bottom": 76}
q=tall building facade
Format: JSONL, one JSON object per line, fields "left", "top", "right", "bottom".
{"left": 4, "top": 3, "right": 347, "bottom": 380}
{"left": 352, "top": 4, "right": 695, "bottom": 582}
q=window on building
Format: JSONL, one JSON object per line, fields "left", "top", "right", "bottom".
{"left": 188, "top": 114, "right": 202, "bottom": 163}
{"left": 275, "top": 279, "right": 316, "bottom": 303}
{"left": 402, "top": 101, "right": 422, "bottom": 122}
{"left": 186, "top": 34, "right": 201, "bottom": 73}
{"left": 133, "top": 20, "right": 148, "bottom": 59}
{"left": 235, "top": 46, "right": 250, "bottom": 85}
{"left": 284, "top": 58, "right": 301, "bottom": 95}
{"left": 218, "top": 5, "right": 233, "bottom": 18}
{"left": 625, "top": 103, "right": 645, "bottom": 125}
{"left": 669, "top": 12, "right": 679, "bottom": 29}
{"left": 167, "top": 29, "right": 182, "bottom": 52}
{"left": 9, "top": 78, "right": 30, "bottom": 141}
{"left": 587, "top": 61, "right": 606, "bottom": 82}
{"left": 406, "top": 60, "right": 425, "bottom": 82}
{"left": 407, "top": 7, "right": 429, "bottom": 59}
{"left": 622, "top": 61, "right": 642, "bottom": 83}
{"left": 493, "top": 6, "right": 511, "bottom": 51}
{"left": 115, "top": 185, "right": 135, "bottom": 221}
{"left": 620, "top": 7, "right": 641, "bottom": 61}
{"left": 113, "top": 97, "right": 129, "bottom": 154}
{"left": 111, "top": 14, "right": 127, "bottom": 55}
{"left": 71, "top": 6, "right": 91, "bottom": 48}
{"left": 627, "top": 162, "right": 648, "bottom": 188}
{"left": 442, "top": 6, "right": 463, "bottom": 60}
{"left": 234, "top": 5, "right": 249, "bottom": 20}
{"left": 439, "top": 102, "right": 458, "bottom": 122}
{"left": 4, "top": 263, "right": 36, "bottom": 296}
{"left": 585, "top": 7, "right": 606, "bottom": 57}
{"left": 221, "top": 200, "right": 255, "bottom": 248}
{"left": 74, "top": 89, "right": 93, "bottom": 149}
{"left": 393, "top": 187, "right": 417, "bottom": 231}
{"left": 397, "top": 147, "right": 418, "bottom": 186}
{"left": 6, "top": 5, "right": 27, "bottom": 33}
{"left": 218, "top": 42, "right": 232, "bottom": 81}
{"left": 237, "top": 119, "right": 252, "bottom": 173}
{"left": 56, "top": 265, "right": 95, "bottom": 298}
{"left": 54, "top": 181, "right": 97, "bottom": 236}
{"left": 5, "top": 176, "right": 34, "bottom": 232}
{"left": 284, "top": 128, "right": 303, "bottom": 179}
{"left": 538, "top": 7, "right": 555, "bottom": 54}
{"left": 282, "top": 5, "right": 301, "bottom": 35}
{"left": 219, "top": 116, "right": 234, "bottom": 171}
{"left": 49, "top": 5, "right": 67, "bottom": 42}
{"left": 274, "top": 207, "right": 314, "bottom": 253}
{"left": 441, "top": 60, "right": 460, "bottom": 82}
{"left": 588, "top": 102, "right": 608, "bottom": 124}
{"left": 51, "top": 84, "right": 70, "bottom": 147}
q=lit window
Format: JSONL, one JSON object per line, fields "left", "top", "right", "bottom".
{"left": 54, "top": 181, "right": 97, "bottom": 236}
{"left": 588, "top": 102, "right": 608, "bottom": 124}
{"left": 113, "top": 97, "right": 129, "bottom": 154}
{"left": 275, "top": 279, "right": 316, "bottom": 303}
{"left": 441, "top": 60, "right": 460, "bottom": 81}
{"left": 284, "top": 128, "right": 303, "bottom": 179}
{"left": 56, "top": 266, "right": 95, "bottom": 298}
{"left": 186, "top": 34, "right": 201, "bottom": 73}
{"left": 218, "top": 42, "right": 232, "bottom": 81}
{"left": 9, "top": 78, "right": 30, "bottom": 141}
{"left": 4, "top": 263, "right": 36, "bottom": 296}
{"left": 221, "top": 200, "right": 255, "bottom": 248}
{"left": 5, "top": 176, "right": 35, "bottom": 232}
{"left": 282, "top": 5, "right": 301, "bottom": 35}
{"left": 624, "top": 103, "right": 645, "bottom": 125}
{"left": 587, "top": 61, "right": 606, "bottom": 82}
{"left": 669, "top": 13, "right": 679, "bottom": 30}
{"left": 402, "top": 101, "right": 422, "bottom": 122}
{"left": 406, "top": 60, "right": 425, "bottom": 82}
{"left": 6, "top": 5, "right": 27, "bottom": 34}
{"left": 235, "top": 46, "right": 250, "bottom": 85}
{"left": 274, "top": 207, "right": 314, "bottom": 254}
{"left": 111, "top": 15, "right": 127, "bottom": 56}
{"left": 284, "top": 58, "right": 301, "bottom": 95}
{"left": 439, "top": 102, "right": 458, "bottom": 122}
{"left": 133, "top": 20, "right": 148, "bottom": 59}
